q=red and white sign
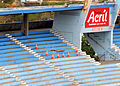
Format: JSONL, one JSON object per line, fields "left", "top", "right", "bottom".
{"left": 85, "top": 8, "right": 109, "bottom": 28}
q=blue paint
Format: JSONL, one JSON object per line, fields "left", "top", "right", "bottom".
{"left": 0, "top": 4, "right": 114, "bottom": 15}
{"left": 53, "top": 0, "right": 120, "bottom": 61}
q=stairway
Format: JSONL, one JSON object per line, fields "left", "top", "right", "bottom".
{"left": 0, "top": 68, "right": 22, "bottom": 86}
{"left": 10, "top": 30, "right": 79, "bottom": 59}
{"left": 0, "top": 29, "right": 120, "bottom": 86}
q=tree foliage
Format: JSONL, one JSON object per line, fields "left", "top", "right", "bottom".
{"left": 82, "top": 35, "right": 100, "bottom": 61}
{"left": 4, "top": 0, "right": 14, "bottom": 4}
{"left": 0, "top": 1, "right": 6, "bottom": 8}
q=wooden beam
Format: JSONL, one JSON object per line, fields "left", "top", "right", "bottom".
{"left": 82, "top": 0, "right": 91, "bottom": 14}
{"left": 21, "top": 13, "right": 29, "bottom": 36}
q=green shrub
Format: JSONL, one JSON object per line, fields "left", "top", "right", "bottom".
{"left": 82, "top": 35, "right": 100, "bottom": 61}
{"left": 4, "top": 0, "right": 14, "bottom": 4}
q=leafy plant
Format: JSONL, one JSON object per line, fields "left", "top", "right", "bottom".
{"left": 4, "top": 0, "right": 14, "bottom": 4}
{"left": 82, "top": 35, "right": 100, "bottom": 61}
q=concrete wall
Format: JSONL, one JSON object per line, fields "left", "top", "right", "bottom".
{"left": 53, "top": 10, "right": 83, "bottom": 49}
{"left": 84, "top": 32, "right": 113, "bottom": 61}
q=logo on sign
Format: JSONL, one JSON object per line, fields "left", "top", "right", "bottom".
{"left": 85, "top": 8, "right": 109, "bottom": 28}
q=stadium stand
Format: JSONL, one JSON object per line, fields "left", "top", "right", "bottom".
{"left": 0, "top": 68, "right": 22, "bottom": 86}
{"left": 0, "top": 29, "right": 120, "bottom": 86}
{"left": 10, "top": 30, "right": 79, "bottom": 59}
{"left": 113, "top": 25, "right": 120, "bottom": 47}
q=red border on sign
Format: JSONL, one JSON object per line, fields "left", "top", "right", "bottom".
{"left": 85, "top": 8, "right": 109, "bottom": 28}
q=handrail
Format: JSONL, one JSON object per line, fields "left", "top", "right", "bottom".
{"left": 87, "top": 34, "right": 117, "bottom": 60}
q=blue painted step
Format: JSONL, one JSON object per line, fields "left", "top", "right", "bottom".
{"left": 113, "top": 35, "right": 120, "bottom": 38}
{"left": 0, "top": 41, "right": 15, "bottom": 46}
{"left": 77, "top": 75, "right": 120, "bottom": 83}
{"left": 113, "top": 28, "right": 120, "bottom": 31}
{"left": 113, "top": 32, "right": 120, "bottom": 35}
{"left": 0, "top": 44, "right": 20, "bottom": 50}
{"left": 82, "top": 79, "right": 120, "bottom": 86}
{"left": 0, "top": 34, "right": 6, "bottom": 38}
{"left": 113, "top": 38, "right": 120, "bottom": 41}
{"left": 34, "top": 46, "right": 72, "bottom": 52}
{"left": 8, "top": 64, "right": 49, "bottom": 73}
{"left": 28, "top": 78, "right": 69, "bottom": 86}
{"left": 114, "top": 25, "right": 120, "bottom": 28}
{"left": 29, "top": 43, "right": 67, "bottom": 49}
{"left": 0, "top": 58, "right": 39, "bottom": 66}
{"left": 18, "top": 71, "right": 58, "bottom": 79}
{"left": 15, "top": 33, "right": 54, "bottom": 39}
{"left": 11, "top": 30, "right": 50, "bottom": 36}
{"left": 0, "top": 38, "right": 10, "bottom": 42}
{"left": 38, "top": 49, "right": 76, "bottom": 56}
{"left": 24, "top": 40, "right": 63, "bottom": 46}
{"left": 0, "top": 51, "right": 29, "bottom": 57}
{"left": 43, "top": 52, "right": 79, "bottom": 59}
{"left": 62, "top": 64, "right": 117, "bottom": 72}
{"left": 19, "top": 36, "right": 59, "bottom": 43}
{"left": 0, "top": 48, "right": 25, "bottom": 54}
{"left": 0, "top": 54, "right": 34, "bottom": 61}
{"left": 3, "top": 61, "right": 44, "bottom": 69}
{"left": 29, "top": 30, "right": 50, "bottom": 35}
{"left": 48, "top": 56, "right": 85, "bottom": 62}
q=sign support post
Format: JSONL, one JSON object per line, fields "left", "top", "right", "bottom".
{"left": 21, "top": 13, "right": 29, "bottom": 36}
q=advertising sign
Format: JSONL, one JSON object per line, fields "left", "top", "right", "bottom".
{"left": 85, "top": 8, "right": 109, "bottom": 28}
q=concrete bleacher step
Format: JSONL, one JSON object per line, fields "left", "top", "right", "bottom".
{"left": 27, "top": 79, "right": 73, "bottom": 86}
{"left": 0, "top": 44, "right": 21, "bottom": 50}
{"left": 113, "top": 26, "right": 120, "bottom": 48}
{"left": 81, "top": 78, "right": 120, "bottom": 86}
{"left": 14, "top": 33, "right": 55, "bottom": 39}
{"left": 0, "top": 56, "right": 36, "bottom": 63}
{"left": 0, "top": 29, "right": 120, "bottom": 86}
{"left": 10, "top": 30, "right": 51, "bottom": 37}
{"left": 71, "top": 70, "right": 120, "bottom": 80}
{"left": 24, "top": 39, "right": 63, "bottom": 46}
{"left": 0, "top": 81, "right": 21, "bottom": 86}
{"left": 0, "top": 48, "right": 39, "bottom": 66}
{"left": 43, "top": 52, "right": 79, "bottom": 59}
{"left": 19, "top": 36, "right": 59, "bottom": 43}
{"left": 50, "top": 58, "right": 89, "bottom": 63}
{"left": 0, "top": 69, "right": 22, "bottom": 86}
{"left": 38, "top": 81, "right": 74, "bottom": 86}
{"left": 30, "top": 43, "right": 68, "bottom": 49}
{"left": 0, "top": 50, "right": 29, "bottom": 57}
{"left": 68, "top": 67, "right": 120, "bottom": 85}
{"left": 0, "top": 41, "right": 16, "bottom": 46}
{"left": 0, "top": 38, "right": 11, "bottom": 42}
{"left": 0, "top": 47, "right": 25, "bottom": 54}
{"left": 0, "top": 50, "right": 31, "bottom": 57}
{"left": 0, "top": 30, "right": 81, "bottom": 86}
{"left": 33, "top": 46, "right": 72, "bottom": 53}
{"left": 2, "top": 60, "right": 43, "bottom": 69}
{"left": 62, "top": 64, "right": 117, "bottom": 73}
{"left": 18, "top": 36, "right": 57, "bottom": 42}
{"left": 27, "top": 42, "right": 65, "bottom": 47}
{"left": 2, "top": 60, "right": 74, "bottom": 86}
{"left": 37, "top": 49, "right": 75, "bottom": 54}
{"left": 47, "top": 55, "right": 120, "bottom": 85}
{"left": 82, "top": 75, "right": 120, "bottom": 84}
{"left": 98, "top": 82, "right": 120, "bottom": 86}
{"left": 10, "top": 30, "right": 79, "bottom": 59}
{"left": 49, "top": 57, "right": 93, "bottom": 66}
